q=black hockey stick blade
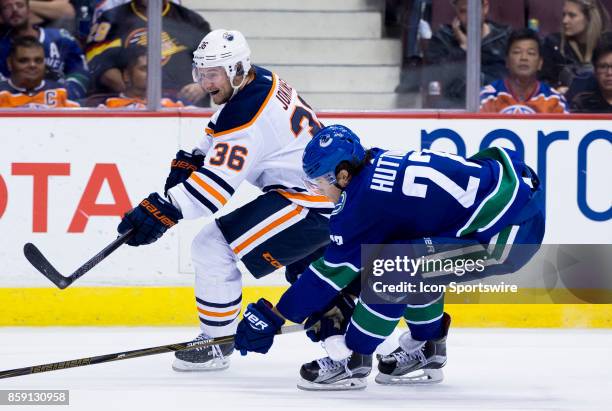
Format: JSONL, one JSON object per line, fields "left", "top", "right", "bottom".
{"left": 23, "top": 229, "right": 134, "bottom": 289}
{"left": 0, "top": 324, "right": 304, "bottom": 379}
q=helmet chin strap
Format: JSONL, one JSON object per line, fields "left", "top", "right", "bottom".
{"left": 228, "top": 72, "right": 249, "bottom": 100}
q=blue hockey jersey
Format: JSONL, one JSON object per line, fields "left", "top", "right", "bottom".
{"left": 276, "top": 146, "right": 537, "bottom": 323}
{"left": 0, "top": 28, "right": 90, "bottom": 99}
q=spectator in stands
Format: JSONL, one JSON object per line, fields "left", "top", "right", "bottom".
{"left": 86, "top": 0, "right": 210, "bottom": 106}
{"left": 91, "top": 0, "right": 181, "bottom": 24}
{"left": 570, "top": 38, "right": 612, "bottom": 112}
{"left": 97, "top": 46, "right": 184, "bottom": 108}
{"left": 0, "top": 0, "right": 90, "bottom": 99}
{"left": 541, "top": 0, "right": 611, "bottom": 94}
{"left": 480, "top": 28, "right": 568, "bottom": 113}
{"left": 29, "top": 0, "right": 75, "bottom": 27}
{"left": 423, "top": 0, "right": 511, "bottom": 108}
{"left": 0, "top": 36, "right": 79, "bottom": 107}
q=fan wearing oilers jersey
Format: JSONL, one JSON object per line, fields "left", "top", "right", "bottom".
{"left": 116, "top": 29, "right": 334, "bottom": 372}
{"left": 234, "top": 124, "right": 545, "bottom": 391}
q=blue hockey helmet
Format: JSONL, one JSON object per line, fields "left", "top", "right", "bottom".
{"left": 302, "top": 125, "right": 366, "bottom": 191}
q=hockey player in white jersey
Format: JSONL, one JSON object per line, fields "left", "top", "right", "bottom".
{"left": 116, "top": 29, "right": 334, "bottom": 371}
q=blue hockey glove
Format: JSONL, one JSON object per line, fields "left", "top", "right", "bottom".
{"left": 304, "top": 292, "right": 356, "bottom": 342}
{"left": 235, "top": 298, "right": 285, "bottom": 356}
{"left": 117, "top": 193, "right": 182, "bottom": 246}
{"left": 163, "top": 150, "right": 205, "bottom": 196}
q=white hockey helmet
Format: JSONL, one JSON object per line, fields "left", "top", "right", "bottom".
{"left": 192, "top": 29, "right": 252, "bottom": 94}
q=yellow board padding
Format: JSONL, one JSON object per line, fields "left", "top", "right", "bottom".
{"left": 0, "top": 286, "right": 611, "bottom": 327}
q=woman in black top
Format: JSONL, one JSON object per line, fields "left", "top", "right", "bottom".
{"left": 541, "top": 0, "right": 611, "bottom": 94}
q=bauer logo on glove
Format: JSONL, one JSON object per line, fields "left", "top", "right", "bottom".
{"left": 117, "top": 193, "right": 182, "bottom": 247}
{"left": 244, "top": 311, "right": 269, "bottom": 330}
{"left": 235, "top": 299, "right": 285, "bottom": 355}
{"left": 140, "top": 198, "right": 179, "bottom": 228}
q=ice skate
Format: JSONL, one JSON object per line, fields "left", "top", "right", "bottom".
{"left": 172, "top": 333, "right": 234, "bottom": 372}
{"left": 375, "top": 313, "right": 450, "bottom": 385}
{"left": 297, "top": 352, "right": 372, "bottom": 391}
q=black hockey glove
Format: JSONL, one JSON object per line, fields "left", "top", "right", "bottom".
{"left": 163, "top": 150, "right": 205, "bottom": 196}
{"left": 118, "top": 193, "right": 182, "bottom": 246}
{"left": 303, "top": 292, "right": 356, "bottom": 343}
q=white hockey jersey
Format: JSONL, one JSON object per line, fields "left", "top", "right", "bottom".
{"left": 168, "top": 66, "right": 334, "bottom": 219}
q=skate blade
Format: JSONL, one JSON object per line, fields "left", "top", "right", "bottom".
{"left": 297, "top": 377, "right": 367, "bottom": 391}
{"left": 375, "top": 368, "right": 443, "bottom": 385}
{"left": 172, "top": 357, "right": 230, "bottom": 372}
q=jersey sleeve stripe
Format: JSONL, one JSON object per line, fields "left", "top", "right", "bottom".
{"left": 183, "top": 182, "right": 219, "bottom": 214}
{"left": 309, "top": 264, "right": 342, "bottom": 292}
{"left": 457, "top": 147, "right": 519, "bottom": 236}
{"left": 278, "top": 190, "right": 331, "bottom": 203}
{"left": 209, "top": 73, "right": 278, "bottom": 138}
{"left": 321, "top": 260, "right": 360, "bottom": 274}
{"left": 85, "top": 38, "right": 121, "bottom": 61}
{"left": 189, "top": 173, "right": 228, "bottom": 205}
{"left": 310, "top": 258, "right": 360, "bottom": 290}
{"left": 263, "top": 185, "right": 308, "bottom": 193}
{"left": 197, "top": 167, "right": 235, "bottom": 195}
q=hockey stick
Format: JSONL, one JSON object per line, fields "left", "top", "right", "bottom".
{"left": 0, "top": 324, "right": 304, "bottom": 379}
{"left": 23, "top": 229, "right": 134, "bottom": 289}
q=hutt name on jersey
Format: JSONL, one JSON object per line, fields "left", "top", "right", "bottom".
{"left": 167, "top": 66, "right": 334, "bottom": 218}
{"left": 276, "top": 146, "right": 536, "bottom": 322}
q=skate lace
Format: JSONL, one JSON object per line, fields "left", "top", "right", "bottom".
{"left": 317, "top": 357, "right": 351, "bottom": 377}
{"left": 211, "top": 344, "right": 225, "bottom": 360}
{"left": 392, "top": 342, "right": 426, "bottom": 365}
{"left": 187, "top": 333, "right": 209, "bottom": 351}
{"left": 188, "top": 333, "right": 225, "bottom": 359}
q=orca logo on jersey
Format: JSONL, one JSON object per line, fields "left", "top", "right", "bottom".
{"left": 319, "top": 136, "right": 333, "bottom": 148}
{"left": 245, "top": 311, "right": 268, "bottom": 330}
{"left": 330, "top": 235, "right": 344, "bottom": 246}
{"left": 332, "top": 191, "right": 347, "bottom": 215}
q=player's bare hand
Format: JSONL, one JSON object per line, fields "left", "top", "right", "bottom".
{"left": 178, "top": 83, "right": 206, "bottom": 104}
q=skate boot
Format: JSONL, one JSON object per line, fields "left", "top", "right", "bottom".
{"left": 172, "top": 332, "right": 234, "bottom": 372}
{"left": 297, "top": 352, "right": 372, "bottom": 391}
{"left": 375, "top": 312, "right": 450, "bottom": 385}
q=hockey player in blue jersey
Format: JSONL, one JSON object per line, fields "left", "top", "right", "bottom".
{"left": 235, "top": 124, "right": 545, "bottom": 390}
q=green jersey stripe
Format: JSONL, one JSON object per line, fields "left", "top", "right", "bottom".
{"left": 457, "top": 148, "right": 519, "bottom": 237}
{"left": 349, "top": 318, "right": 389, "bottom": 340}
{"left": 352, "top": 301, "right": 400, "bottom": 338}
{"left": 403, "top": 294, "right": 445, "bottom": 323}
{"left": 310, "top": 258, "right": 359, "bottom": 290}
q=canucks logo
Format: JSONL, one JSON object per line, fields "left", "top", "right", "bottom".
{"left": 319, "top": 136, "right": 333, "bottom": 147}
{"left": 332, "top": 191, "right": 347, "bottom": 215}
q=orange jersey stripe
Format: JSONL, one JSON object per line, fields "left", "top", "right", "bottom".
{"left": 233, "top": 205, "right": 304, "bottom": 255}
{"left": 197, "top": 307, "right": 239, "bottom": 318}
{"left": 189, "top": 173, "right": 228, "bottom": 205}
{"left": 278, "top": 191, "right": 331, "bottom": 203}
{"left": 210, "top": 74, "right": 278, "bottom": 138}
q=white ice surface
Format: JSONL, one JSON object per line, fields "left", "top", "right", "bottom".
{"left": 1, "top": 327, "right": 611, "bottom": 411}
